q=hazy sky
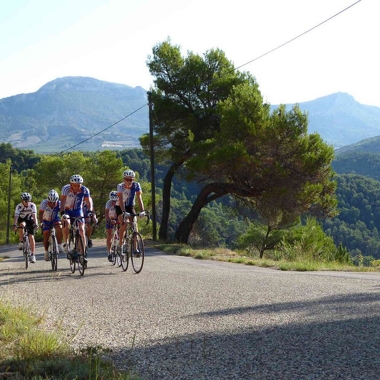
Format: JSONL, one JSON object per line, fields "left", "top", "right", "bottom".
{"left": 1, "top": 0, "right": 378, "bottom": 107}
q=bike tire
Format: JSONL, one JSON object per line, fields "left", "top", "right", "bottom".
{"left": 120, "top": 245, "right": 129, "bottom": 272}
{"left": 69, "top": 257, "right": 76, "bottom": 273}
{"left": 51, "top": 238, "right": 58, "bottom": 271}
{"left": 76, "top": 234, "right": 86, "bottom": 276}
{"left": 23, "top": 237, "right": 29, "bottom": 270}
{"left": 131, "top": 232, "right": 145, "bottom": 274}
{"left": 116, "top": 250, "right": 122, "bottom": 267}
{"left": 68, "top": 232, "right": 76, "bottom": 273}
{"left": 111, "top": 247, "right": 117, "bottom": 266}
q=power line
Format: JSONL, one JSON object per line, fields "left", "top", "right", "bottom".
{"left": 58, "top": 102, "right": 148, "bottom": 154}
{"left": 235, "top": 0, "right": 362, "bottom": 72}
{"left": 58, "top": 0, "right": 361, "bottom": 153}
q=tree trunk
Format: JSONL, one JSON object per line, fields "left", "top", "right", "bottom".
{"left": 175, "top": 183, "right": 258, "bottom": 244}
{"left": 259, "top": 225, "right": 272, "bottom": 259}
{"left": 158, "top": 161, "right": 183, "bottom": 241}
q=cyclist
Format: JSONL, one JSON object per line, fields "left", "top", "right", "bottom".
{"left": 39, "top": 189, "right": 63, "bottom": 261}
{"left": 83, "top": 197, "right": 98, "bottom": 248}
{"left": 105, "top": 190, "right": 119, "bottom": 262}
{"left": 60, "top": 174, "right": 93, "bottom": 263}
{"left": 13, "top": 192, "right": 38, "bottom": 263}
{"left": 116, "top": 169, "right": 145, "bottom": 254}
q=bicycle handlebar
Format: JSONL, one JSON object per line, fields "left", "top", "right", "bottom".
{"left": 123, "top": 211, "right": 150, "bottom": 226}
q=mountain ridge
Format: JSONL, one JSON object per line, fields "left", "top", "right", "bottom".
{"left": 1, "top": 76, "right": 380, "bottom": 152}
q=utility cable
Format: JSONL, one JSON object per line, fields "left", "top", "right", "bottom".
{"left": 59, "top": 0, "right": 361, "bottom": 152}
{"left": 235, "top": 0, "right": 361, "bottom": 71}
{"left": 58, "top": 102, "right": 147, "bottom": 154}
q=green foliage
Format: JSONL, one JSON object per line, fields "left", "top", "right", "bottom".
{"left": 321, "top": 174, "right": 380, "bottom": 258}
{"left": 275, "top": 218, "right": 339, "bottom": 262}
{"left": 333, "top": 151, "right": 380, "bottom": 182}
{"left": 237, "top": 223, "right": 287, "bottom": 257}
{"left": 0, "top": 143, "right": 41, "bottom": 172}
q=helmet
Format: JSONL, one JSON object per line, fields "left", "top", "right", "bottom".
{"left": 47, "top": 189, "right": 59, "bottom": 202}
{"left": 123, "top": 169, "right": 135, "bottom": 178}
{"left": 70, "top": 174, "right": 84, "bottom": 184}
{"left": 109, "top": 191, "right": 118, "bottom": 201}
{"left": 21, "top": 192, "right": 32, "bottom": 201}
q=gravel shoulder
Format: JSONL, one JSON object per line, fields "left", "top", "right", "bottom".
{"left": 1, "top": 240, "right": 380, "bottom": 379}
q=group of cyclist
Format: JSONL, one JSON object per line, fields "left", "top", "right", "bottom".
{"left": 13, "top": 169, "right": 144, "bottom": 265}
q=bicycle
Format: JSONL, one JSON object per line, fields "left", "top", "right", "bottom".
{"left": 109, "top": 222, "right": 122, "bottom": 267}
{"left": 119, "top": 211, "right": 149, "bottom": 273}
{"left": 46, "top": 224, "right": 59, "bottom": 271}
{"left": 64, "top": 215, "right": 87, "bottom": 275}
{"left": 16, "top": 225, "right": 33, "bottom": 270}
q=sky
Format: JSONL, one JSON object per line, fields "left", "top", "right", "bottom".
{"left": 1, "top": 0, "right": 379, "bottom": 107}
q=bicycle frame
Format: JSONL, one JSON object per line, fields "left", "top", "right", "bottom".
{"left": 66, "top": 216, "right": 87, "bottom": 275}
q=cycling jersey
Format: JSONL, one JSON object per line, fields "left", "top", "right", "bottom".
{"left": 116, "top": 181, "right": 141, "bottom": 208}
{"left": 105, "top": 199, "right": 118, "bottom": 229}
{"left": 61, "top": 184, "right": 90, "bottom": 218}
{"left": 40, "top": 199, "right": 61, "bottom": 232}
{"left": 15, "top": 202, "right": 37, "bottom": 219}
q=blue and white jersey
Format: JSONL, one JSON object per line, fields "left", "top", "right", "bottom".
{"left": 105, "top": 200, "right": 118, "bottom": 219}
{"left": 116, "top": 182, "right": 141, "bottom": 207}
{"left": 40, "top": 199, "right": 61, "bottom": 222}
{"left": 83, "top": 200, "right": 94, "bottom": 218}
{"left": 61, "top": 184, "right": 90, "bottom": 214}
{"left": 14, "top": 202, "right": 37, "bottom": 219}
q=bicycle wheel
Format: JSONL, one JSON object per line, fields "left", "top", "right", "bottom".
{"left": 111, "top": 246, "right": 117, "bottom": 266}
{"left": 69, "top": 257, "right": 76, "bottom": 273}
{"left": 68, "top": 233, "right": 75, "bottom": 257}
{"left": 68, "top": 232, "right": 76, "bottom": 273}
{"left": 51, "top": 238, "right": 58, "bottom": 271}
{"left": 24, "top": 248, "right": 28, "bottom": 270}
{"left": 131, "top": 232, "right": 145, "bottom": 274}
{"left": 76, "top": 234, "right": 86, "bottom": 275}
{"left": 116, "top": 248, "right": 122, "bottom": 267}
{"left": 120, "top": 245, "right": 129, "bottom": 272}
{"left": 23, "top": 236, "right": 29, "bottom": 270}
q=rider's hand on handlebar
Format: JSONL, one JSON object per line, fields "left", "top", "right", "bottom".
{"left": 139, "top": 211, "right": 146, "bottom": 217}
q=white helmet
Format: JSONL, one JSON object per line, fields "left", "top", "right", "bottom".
{"left": 123, "top": 169, "right": 135, "bottom": 178}
{"left": 47, "top": 189, "right": 59, "bottom": 202}
{"left": 109, "top": 191, "right": 118, "bottom": 201}
{"left": 21, "top": 192, "right": 32, "bottom": 201}
{"left": 70, "top": 174, "right": 84, "bottom": 183}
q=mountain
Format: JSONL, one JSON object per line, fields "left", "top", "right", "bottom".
{"left": 1, "top": 77, "right": 380, "bottom": 152}
{"left": 273, "top": 92, "right": 380, "bottom": 148}
{"left": 334, "top": 135, "right": 380, "bottom": 156}
{"left": 0, "top": 76, "right": 149, "bottom": 153}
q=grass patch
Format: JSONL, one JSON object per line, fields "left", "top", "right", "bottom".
{"left": 155, "top": 243, "right": 380, "bottom": 272}
{"left": 0, "top": 301, "right": 139, "bottom": 380}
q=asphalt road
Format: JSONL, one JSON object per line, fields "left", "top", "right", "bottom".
{"left": 1, "top": 240, "right": 380, "bottom": 379}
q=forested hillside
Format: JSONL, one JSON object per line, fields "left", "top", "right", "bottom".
{"left": 322, "top": 174, "right": 380, "bottom": 260}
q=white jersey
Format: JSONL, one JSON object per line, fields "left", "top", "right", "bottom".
{"left": 14, "top": 202, "right": 37, "bottom": 219}
{"left": 105, "top": 200, "right": 117, "bottom": 219}
{"left": 40, "top": 199, "right": 61, "bottom": 222}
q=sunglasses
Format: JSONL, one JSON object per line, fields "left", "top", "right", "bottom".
{"left": 124, "top": 178, "right": 133, "bottom": 182}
